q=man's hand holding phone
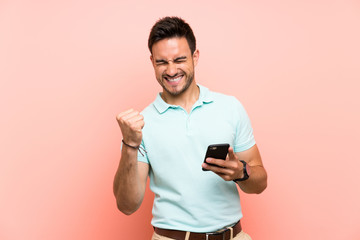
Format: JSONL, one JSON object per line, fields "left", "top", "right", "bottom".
{"left": 202, "top": 145, "right": 246, "bottom": 182}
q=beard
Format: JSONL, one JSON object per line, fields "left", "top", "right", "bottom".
{"left": 160, "top": 70, "right": 195, "bottom": 97}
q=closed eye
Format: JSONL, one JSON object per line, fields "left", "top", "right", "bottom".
{"left": 155, "top": 56, "right": 187, "bottom": 66}
{"left": 174, "top": 56, "right": 187, "bottom": 63}
{"left": 155, "top": 60, "right": 168, "bottom": 66}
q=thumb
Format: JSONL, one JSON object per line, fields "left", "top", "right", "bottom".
{"left": 227, "top": 147, "right": 237, "bottom": 161}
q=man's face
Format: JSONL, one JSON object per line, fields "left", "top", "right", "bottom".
{"left": 150, "top": 37, "right": 199, "bottom": 97}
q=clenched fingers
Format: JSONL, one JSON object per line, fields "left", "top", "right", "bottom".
{"left": 116, "top": 109, "right": 145, "bottom": 144}
{"left": 116, "top": 109, "right": 135, "bottom": 121}
{"left": 117, "top": 109, "right": 140, "bottom": 122}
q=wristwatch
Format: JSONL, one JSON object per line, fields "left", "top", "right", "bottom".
{"left": 233, "top": 160, "right": 250, "bottom": 182}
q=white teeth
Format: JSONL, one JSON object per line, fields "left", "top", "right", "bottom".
{"left": 168, "top": 76, "right": 182, "bottom": 82}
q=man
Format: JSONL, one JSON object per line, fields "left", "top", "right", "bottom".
{"left": 113, "top": 16, "right": 267, "bottom": 240}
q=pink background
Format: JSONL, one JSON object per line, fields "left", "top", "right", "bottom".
{"left": 1, "top": 0, "right": 359, "bottom": 239}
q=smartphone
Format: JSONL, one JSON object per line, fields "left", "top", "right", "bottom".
{"left": 202, "top": 143, "right": 230, "bottom": 171}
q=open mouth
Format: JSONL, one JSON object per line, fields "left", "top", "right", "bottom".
{"left": 164, "top": 75, "right": 183, "bottom": 84}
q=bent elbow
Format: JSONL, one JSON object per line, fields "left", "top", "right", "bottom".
{"left": 255, "top": 176, "right": 268, "bottom": 194}
{"left": 116, "top": 199, "right": 140, "bottom": 216}
{"left": 255, "top": 183, "right": 267, "bottom": 194}
{"left": 119, "top": 207, "right": 136, "bottom": 216}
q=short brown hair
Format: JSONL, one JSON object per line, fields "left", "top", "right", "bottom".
{"left": 148, "top": 16, "right": 196, "bottom": 54}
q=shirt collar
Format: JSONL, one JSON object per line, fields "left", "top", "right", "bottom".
{"left": 153, "top": 84, "right": 214, "bottom": 114}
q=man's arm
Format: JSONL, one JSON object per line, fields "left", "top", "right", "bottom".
{"left": 233, "top": 145, "right": 267, "bottom": 193}
{"left": 202, "top": 144, "right": 267, "bottom": 194}
{"left": 113, "top": 147, "right": 149, "bottom": 215}
{"left": 113, "top": 109, "right": 149, "bottom": 215}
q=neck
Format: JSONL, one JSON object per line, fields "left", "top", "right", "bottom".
{"left": 161, "top": 82, "right": 199, "bottom": 113}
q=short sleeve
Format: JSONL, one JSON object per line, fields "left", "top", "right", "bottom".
{"left": 232, "top": 97, "right": 256, "bottom": 152}
{"left": 137, "top": 140, "right": 149, "bottom": 163}
{"left": 120, "top": 141, "right": 149, "bottom": 163}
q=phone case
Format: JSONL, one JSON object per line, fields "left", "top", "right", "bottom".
{"left": 202, "top": 143, "right": 230, "bottom": 171}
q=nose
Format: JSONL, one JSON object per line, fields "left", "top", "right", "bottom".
{"left": 165, "top": 62, "right": 177, "bottom": 76}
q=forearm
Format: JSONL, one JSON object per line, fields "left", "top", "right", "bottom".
{"left": 237, "top": 165, "right": 267, "bottom": 194}
{"left": 113, "top": 147, "right": 146, "bottom": 215}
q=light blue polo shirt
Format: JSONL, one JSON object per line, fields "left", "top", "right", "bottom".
{"left": 138, "top": 85, "right": 255, "bottom": 232}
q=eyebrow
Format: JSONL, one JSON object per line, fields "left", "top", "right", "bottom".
{"left": 155, "top": 56, "right": 187, "bottom": 64}
{"left": 174, "top": 56, "right": 187, "bottom": 61}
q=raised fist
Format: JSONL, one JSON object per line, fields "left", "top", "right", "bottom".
{"left": 116, "top": 109, "right": 144, "bottom": 146}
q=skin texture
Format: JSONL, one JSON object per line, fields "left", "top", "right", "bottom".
{"left": 114, "top": 109, "right": 148, "bottom": 215}
{"left": 150, "top": 37, "right": 200, "bottom": 112}
{"left": 113, "top": 37, "right": 267, "bottom": 215}
{"left": 202, "top": 145, "right": 267, "bottom": 194}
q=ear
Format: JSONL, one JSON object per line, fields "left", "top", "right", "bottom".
{"left": 192, "top": 49, "right": 199, "bottom": 66}
{"left": 150, "top": 55, "right": 155, "bottom": 67}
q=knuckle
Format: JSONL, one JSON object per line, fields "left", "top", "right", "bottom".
{"left": 224, "top": 176, "right": 231, "bottom": 181}
{"left": 213, "top": 160, "right": 220, "bottom": 166}
{"left": 116, "top": 114, "right": 122, "bottom": 121}
{"left": 129, "top": 122, "right": 136, "bottom": 129}
{"left": 119, "top": 118, "right": 127, "bottom": 125}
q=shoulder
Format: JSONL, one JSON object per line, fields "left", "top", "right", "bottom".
{"left": 140, "top": 93, "right": 160, "bottom": 115}
{"left": 204, "top": 87, "right": 249, "bottom": 121}
{"left": 139, "top": 95, "right": 164, "bottom": 124}
{"left": 206, "top": 87, "right": 243, "bottom": 108}
{"left": 141, "top": 103, "right": 156, "bottom": 116}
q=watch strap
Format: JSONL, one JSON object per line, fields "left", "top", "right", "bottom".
{"left": 233, "top": 160, "right": 250, "bottom": 182}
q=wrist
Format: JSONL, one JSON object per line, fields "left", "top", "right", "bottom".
{"left": 122, "top": 139, "right": 140, "bottom": 149}
{"left": 121, "top": 139, "right": 147, "bottom": 157}
{"left": 122, "top": 143, "right": 138, "bottom": 152}
{"left": 233, "top": 160, "right": 250, "bottom": 182}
